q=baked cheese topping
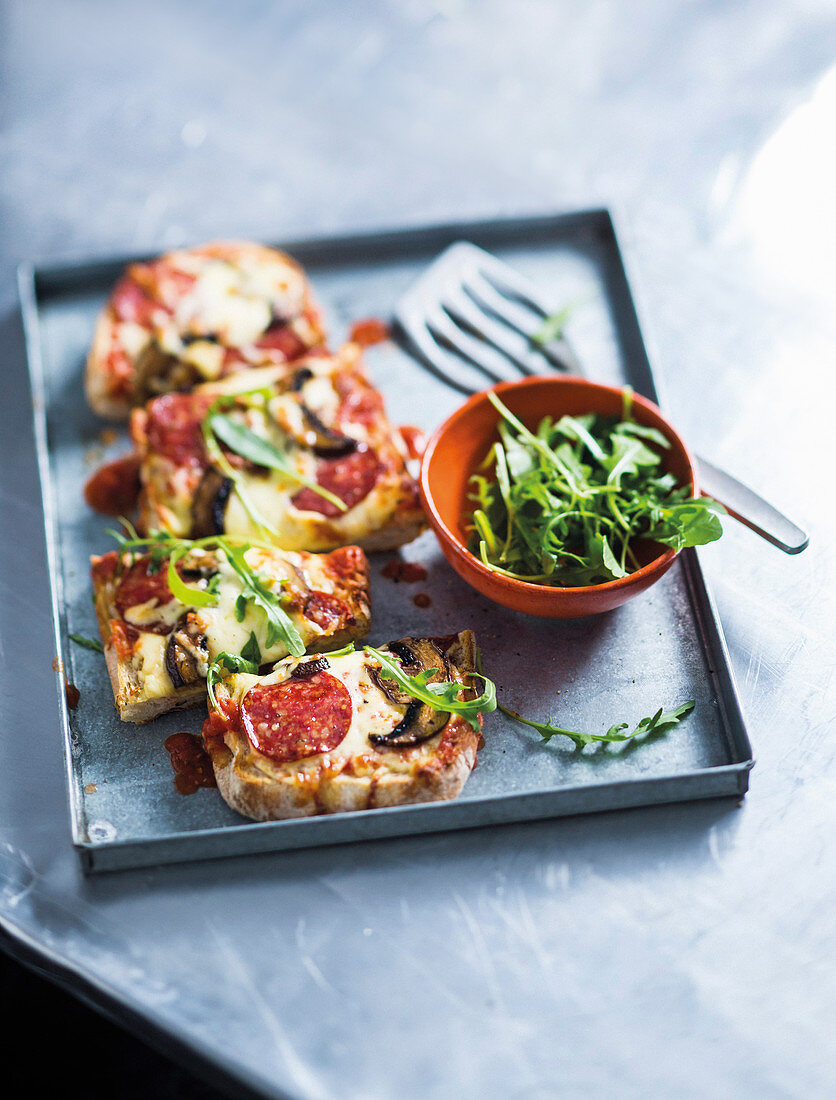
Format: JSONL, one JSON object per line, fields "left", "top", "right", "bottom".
{"left": 163, "top": 254, "right": 306, "bottom": 348}
{"left": 225, "top": 651, "right": 451, "bottom": 778}
{"left": 117, "top": 547, "right": 355, "bottom": 703}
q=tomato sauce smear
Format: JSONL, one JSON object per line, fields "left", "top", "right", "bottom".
{"left": 164, "top": 732, "right": 217, "bottom": 795}
{"left": 349, "top": 317, "right": 390, "bottom": 347}
{"left": 84, "top": 452, "right": 142, "bottom": 516}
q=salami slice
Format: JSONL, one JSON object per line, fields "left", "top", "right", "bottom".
{"left": 304, "top": 591, "right": 349, "bottom": 630}
{"left": 241, "top": 672, "right": 352, "bottom": 763}
{"left": 253, "top": 323, "right": 309, "bottom": 361}
{"left": 111, "top": 275, "right": 159, "bottom": 326}
{"left": 114, "top": 558, "right": 174, "bottom": 630}
{"left": 145, "top": 392, "right": 211, "bottom": 467}
{"left": 291, "top": 444, "right": 381, "bottom": 517}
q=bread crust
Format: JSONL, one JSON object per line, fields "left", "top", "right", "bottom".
{"left": 208, "top": 630, "right": 482, "bottom": 821}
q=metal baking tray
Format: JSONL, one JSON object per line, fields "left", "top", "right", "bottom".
{"left": 20, "top": 209, "right": 753, "bottom": 873}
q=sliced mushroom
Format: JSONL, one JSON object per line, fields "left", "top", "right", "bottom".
{"left": 290, "top": 367, "right": 313, "bottom": 392}
{"left": 165, "top": 614, "right": 209, "bottom": 689}
{"left": 289, "top": 367, "right": 358, "bottom": 457}
{"left": 369, "top": 638, "right": 453, "bottom": 748}
{"left": 181, "top": 332, "right": 219, "bottom": 345}
{"left": 291, "top": 656, "right": 331, "bottom": 680}
{"left": 134, "top": 341, "right": 200, "bottom": 402}
{"left": 306, "top": 409, "right": 358, "bottom": 458}
{"left": 191, "top": 469, "right": 233, "bottom": 538}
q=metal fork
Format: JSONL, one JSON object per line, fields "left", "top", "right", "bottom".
{"left": 394, "top": 241, "right": 808, "bottom": 555}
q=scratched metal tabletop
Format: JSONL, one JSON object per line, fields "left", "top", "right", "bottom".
{"left": 1, "top": 2, "right": 834, "bottom": 1097}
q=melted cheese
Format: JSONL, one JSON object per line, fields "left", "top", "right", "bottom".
{"left": 226, "top": 652, "right": 447, "bottom": 778}
{"left": 164, "top": 255, "right": 306, "bottom": 348}
{"left": 117, "top": 321, "right": 152, "bottom": 358}
{"left": 130, "top": 632, "right": 170, "bottom": 701}
{"left": 180, "top": 339, "right": 225, "bottom": 380}
{"left": 122, "top": 547, "right": 347, "bottom": 702}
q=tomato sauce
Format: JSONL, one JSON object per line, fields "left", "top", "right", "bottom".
{"left": 164, "top": 732, "right": 217, "bottom": 795}
{"left": 349, "top": 317, "right": 390, "bottom": 347}
{"left": 84, "top": 453, "right": 142, "bottom": 516}
{"left": 381, "top": 560, "right": 428, "bottom": 583}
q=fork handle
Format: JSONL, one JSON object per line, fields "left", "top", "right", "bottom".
{"left": 695, "top": 455, "right": 809, "bottom": 554}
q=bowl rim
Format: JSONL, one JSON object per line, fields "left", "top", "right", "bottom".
{"left": 419, "top": 375, "right": 699, "bottom": 597}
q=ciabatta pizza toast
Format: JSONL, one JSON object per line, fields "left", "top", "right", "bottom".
{"left": 91, "top": 539, "right": 370, "bottom": 723}
{"left": 202, "top": 631, "right": 492, "bottom": 821}
{"left": 129, "top": 342, "right": 425, "bottom": 552}
{"left": 85, "top": 241, "right": 326, "bottom": 419}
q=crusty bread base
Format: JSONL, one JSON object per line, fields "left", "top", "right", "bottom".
{"left": 354, "top": 514, "right": 427, "bottom": 552}
{"left": 213, "top": 739, "right": 476, "bottom": 821}
{"left": 103, "top": 641, "right": 207, "bottom": 724}
{"left": 85, "top": 312, "right": 134, "bottom": 420}
{"left": 92, "top": 545, "right": 371, "bottom": 725}
{"left": 211, "top": 630, "right": 482, "bottom": 821}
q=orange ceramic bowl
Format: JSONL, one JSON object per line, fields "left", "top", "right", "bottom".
{"left": 419, "top": 376, "right": 698, "bottom": 618}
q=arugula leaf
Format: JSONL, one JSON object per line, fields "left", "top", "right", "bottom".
{"left": 313, "top": 642, "right": 357, "bottom": 660}
{"left": 206, "top": 651, "right": 259, "bottom": 712}
{"left": 222, "top": 541, "right": 305, "bottom": 657}
{"left": 205, "top": 408, "right": 347, "bottom": 514}
{"left": 201, "top": 409, "right": 281, "bottom": 539}
{"left": 532, "top": 302, "right": 575, "bottom": 346}
{"left": 500, "top": 699, "right": 695, "bottom": 749}
{"left": 106, "top": 531, "right": 305, "bottom": 658}
{"left": 364, "top": 645, "right": 497, "bottom": 732}
{"left": 69, "top": 633, "right": 104, "bottom": 653}
{"left": 166, "top": 547, "right": 218, "bottom": 609}
{"left": 240, "top": 631, "right": 262, "bottom": 667}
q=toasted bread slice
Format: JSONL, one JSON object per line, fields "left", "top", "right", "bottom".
{"left": 130, "top": 343, "right": 426, "bottom": 552}
{"left": 91, "top": 543, "right": 370, "bottom": 724}
{"left": 202, "top": 631, "right": 483, "bottom": 820}
{"left": 85, "top": 241, "right": 326, "bottom": 419}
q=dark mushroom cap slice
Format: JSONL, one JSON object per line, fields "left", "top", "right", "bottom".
{"left": 289, "top": 366, "right": 358, "bottom": 458}
{"left": 369, "top": 638, "right": 453, "bottom": 748}
{"left": 291, "top": 656, "right": 331, "bottom": 679}
{"left": 165, "top": 613, "right": 209, "bottom": 689}
{"left": 191, "top": 469, "right": 233, "bottom": 538}
{"left": 134, "top": 340, "right": 201, "bottom": 403}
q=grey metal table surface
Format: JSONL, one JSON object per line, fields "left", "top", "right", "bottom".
{"left": 1, "top": 2, "right": 834, "bottom": 1097}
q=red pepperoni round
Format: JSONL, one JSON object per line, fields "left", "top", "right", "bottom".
{"left": 324, "top": 545, "right": 368, "bottom": 579}
{"left": 114, "top": 558, "right": 174, "bottom": 630}
{"left": 304, "top": 591, "right": 349, "bottom": 630}
{"left": 111, "top": 275, "right": 159, "bottom": 326}
{"left": 241, "top": 672, "right": 352, "bottom": 763}
{"left": 291, "top": 445, "right": 381, "bottom": 517}
{"left": 254, "top": 323, "right": 308, "bottom": 361}
{"left": 145, "top": 392, "right": 211, "bottom": 467}
{"left": 334, "top": 374, "right": 384, "bottom": 431}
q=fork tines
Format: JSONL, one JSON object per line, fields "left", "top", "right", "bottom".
{"left": 395, "top": 241, "right": 580, "bottom": 395}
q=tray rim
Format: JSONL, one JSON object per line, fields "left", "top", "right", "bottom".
{"left": 18, "top": 206, "right": 755, "bottom": 875}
